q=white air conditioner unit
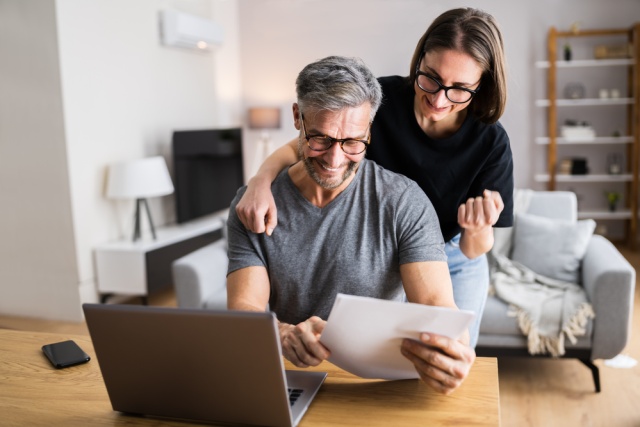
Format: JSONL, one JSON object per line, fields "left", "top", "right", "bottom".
{"left": 159, "top": 9, "right": 223, "bottom": 51}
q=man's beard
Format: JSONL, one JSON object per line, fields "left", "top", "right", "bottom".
{"left": 302, "top": 157, "right": 358, "bottom": 190}
{"left": 297, "top": 139, "right": 359, "bottom": 189}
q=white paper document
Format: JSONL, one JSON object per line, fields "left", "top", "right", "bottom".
{"left": 320, "top": 293, "right": 475, "bottom": 380}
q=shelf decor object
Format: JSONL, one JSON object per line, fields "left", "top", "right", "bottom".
{"left": 536, "top": 23, "right": 640, "bottom": 246}
{"left": 563, "top": 82, "right": 585, "bottom": 99}
{"left": 594, "top": 43, "right": 633, "bottom": 59}
{"left": 106, "top": 156, "right": 174, "bottom": 242}
{"left": 606, "top": 191, "right": 621, "bottom": 212}
{"left": 561, "top": 123, "right": 595, "bottom": 141}
{"left": 564, "top": 42, "right": 572, "bottom": 61}
{"left": 608, "top": 153, "right": 623, "bottom": 175}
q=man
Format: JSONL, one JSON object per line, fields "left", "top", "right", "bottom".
{"left": 227, "top": 56, "right": 474, "bottom": 395}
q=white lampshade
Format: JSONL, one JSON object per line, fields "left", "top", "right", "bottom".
{"left": 107, "top": 156, "right": 174, "bottom": 200}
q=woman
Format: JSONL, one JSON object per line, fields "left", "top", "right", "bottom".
{"left": 235, "top": 7, "right": 514, "bottom": 348}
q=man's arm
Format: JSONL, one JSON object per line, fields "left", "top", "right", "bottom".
{"left": 227, "top": 266, "right": 271, "bottom": 312}
{"left": 399, "top": 261, "right": 476, "bottom": 395}
{"left": 401, "top": 261, "right": 459, "bottom": 313}
{"left": 227, "top": 266, "right": 330, "bottom": 368}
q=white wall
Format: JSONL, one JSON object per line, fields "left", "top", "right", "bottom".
{"left": 57, "top": 0, "right": 239, "bottom": 311}
{"left": 0, "top": 0, "right": 242, "bottom": 321}
{"left": 0, "top": 0, "right": 80, "bottom": 320}
{"left": 237, "top": 0, "right": 640, "bottom": 192}
{"left": 237, "top": 0, "right": 534, "bottom": 185}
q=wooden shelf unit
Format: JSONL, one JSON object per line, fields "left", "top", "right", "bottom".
{"left": 537, "top": 24, "right": 640, "bottom": 246}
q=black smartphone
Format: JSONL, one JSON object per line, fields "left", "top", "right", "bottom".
{"left": 42, "top": 340, "right": 91, "bottom": 369}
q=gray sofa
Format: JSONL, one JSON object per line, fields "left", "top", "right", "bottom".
{"left": 476, "top": 191, "right": 635, "bottom": 392}
{"left": 172, "top": 238, "right": 229, "bottom": 310}
{"left": 172, "top": 191, "right": 635, "bottom": 392}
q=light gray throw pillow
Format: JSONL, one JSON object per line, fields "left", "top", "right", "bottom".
{"left": 511, "top": 213, "right": 596, "bottom": 283}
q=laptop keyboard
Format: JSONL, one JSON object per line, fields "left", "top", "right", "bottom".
{"left": 288, "top": 388, "right": 303, "bottom": 407}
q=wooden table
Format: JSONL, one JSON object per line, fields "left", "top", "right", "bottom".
{"left": 0, "top": 329, "right": 500, "bottom": 426}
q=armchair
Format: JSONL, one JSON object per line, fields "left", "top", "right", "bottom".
{"left": 476, "top": 191, "right": 635, "bottom": 392}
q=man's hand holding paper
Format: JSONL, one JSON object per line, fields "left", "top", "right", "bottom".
{"left": 401, "top": 332, "right": 476, "bottom": 395}
{"left": 319, "top": 294, "right": 475, "bottom": 394}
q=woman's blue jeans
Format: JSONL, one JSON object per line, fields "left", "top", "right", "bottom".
{"left": 446, "top": 234, "right": 489, "bottom": 349}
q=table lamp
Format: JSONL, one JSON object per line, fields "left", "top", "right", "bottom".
{"left": 248, "top": 107, "right": 281, "bottom": 171}
{"left": 107, "top": 156, "right": 174, "bottom": 242}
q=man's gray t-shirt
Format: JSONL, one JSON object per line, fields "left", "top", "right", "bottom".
{"left": 227, "top": 158, "right": 446, "bottom": 325}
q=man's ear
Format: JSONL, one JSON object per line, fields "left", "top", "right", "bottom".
{"left": 292, "top": 103, "right": 301, "bottom": 130}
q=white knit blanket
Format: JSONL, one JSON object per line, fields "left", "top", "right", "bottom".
{"left": 491, "top": 253, "right": 594, "bottom": 356}
{"left": 489, "top": 189, "right": 595, "bottom": 356}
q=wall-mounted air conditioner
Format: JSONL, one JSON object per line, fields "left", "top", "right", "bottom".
{"left": 159, "top": 9, "right": 223, "bottom": 51}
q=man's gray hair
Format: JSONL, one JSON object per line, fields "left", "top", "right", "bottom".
{"left": 296, "top": 56, "right": 382, "bottom": 121}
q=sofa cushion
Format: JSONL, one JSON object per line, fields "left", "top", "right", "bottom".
{"left": 511, "top": 213, "right": 596, "bottom": 283}
{"left": 478, "top": 295, "right": 522, "bottom": 336}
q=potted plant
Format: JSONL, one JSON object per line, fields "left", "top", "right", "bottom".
{"left": 605, "top": 191, "right": 620, "bottom": 212}
{"left": 564, "top": 42, "right": 572, "bottom": 61}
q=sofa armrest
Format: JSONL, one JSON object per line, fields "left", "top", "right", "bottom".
{"left": 581, "top": 235, "right": 635, "bottom": 360}
{"left": 172, "top": 239, "right": 229, "bottom": 310}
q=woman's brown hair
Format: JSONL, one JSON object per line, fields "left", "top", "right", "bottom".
{"left": 408, "top": 8, "right": 507, "bottom": 124}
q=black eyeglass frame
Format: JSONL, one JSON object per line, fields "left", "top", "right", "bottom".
{"left": 414, "top": 55, "right": 480, "bottom": 104}
{"left": 300, "top": 113, "right": 371, "bottom": 155}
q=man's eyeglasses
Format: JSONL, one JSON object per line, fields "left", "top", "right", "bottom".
{"left": 300, "top": 114, "right": 371, "bottom": 155}
{"left": 414, "top": 60, "right": 479, "bottom": 104}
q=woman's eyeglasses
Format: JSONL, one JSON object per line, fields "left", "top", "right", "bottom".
{"left": 414, "top": 56, "right": 480, "bottom": 104}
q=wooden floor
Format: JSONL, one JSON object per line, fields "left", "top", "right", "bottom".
{"left": 498, "top": 245, "right": 640, "bottom": 427}
{"left": 1, "top": 250, "right": 640, "bottom": 427}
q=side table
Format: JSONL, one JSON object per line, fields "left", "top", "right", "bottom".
{"left": 95, "top": 212, "right": 226, "bottom": 303}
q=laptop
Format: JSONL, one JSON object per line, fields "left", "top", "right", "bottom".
{"left": 83, "top": 304, "right": 327, "bottom": 427}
